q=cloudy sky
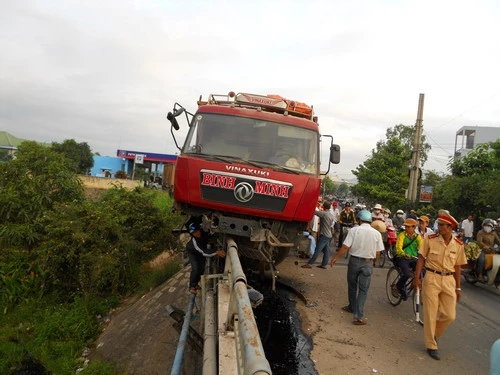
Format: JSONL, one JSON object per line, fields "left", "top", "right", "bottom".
{"left": 1, "top": 0, "right": 499, "bottom": 180}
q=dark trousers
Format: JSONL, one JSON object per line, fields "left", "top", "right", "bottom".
{"left": 188, "top": 251, "right": 206, "bottom": 288}
{"left": 396, "top": 257, "right": 417, "bottom": 295}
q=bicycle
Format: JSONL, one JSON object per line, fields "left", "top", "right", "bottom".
{"left": 385, "top": 261, "right": 425, "bottom": 325}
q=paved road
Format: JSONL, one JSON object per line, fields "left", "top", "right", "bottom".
{"left": 283, "top": 251, "right": 500, "bottom": 375}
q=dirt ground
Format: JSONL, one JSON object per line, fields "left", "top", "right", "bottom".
{"left": 277, "top": 250, "right": 496, "bottom": 375}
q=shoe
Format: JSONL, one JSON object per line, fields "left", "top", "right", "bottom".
{"left": 353, "top": 318, "right": 367, "bottom": 325}
{"left": 341, "top": 305, "right": 353, "bottom": 313}
{"left": 301, "top": 264, "right": 312, "bottom": 268}
{"left": 427, "top": 349, "right": 440, "bottom": 360}
{"left": 401, "top": 291, "right": 408, "bottom": 301}
{"left": 317, "top": 265, "right": 327, "bottom": 269}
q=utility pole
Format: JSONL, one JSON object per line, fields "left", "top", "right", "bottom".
{"left": 408, "top": 93, "right": 425, "bottom": 202}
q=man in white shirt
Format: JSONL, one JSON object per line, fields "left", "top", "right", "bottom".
{"left": 329, "top": 201, "right": 341, "bottom": 249}
{"left": 460, "top": 215, "right": 474, "bottom": 243}
{"left": 330, "top": 210, "right": 384, "bottom": 325}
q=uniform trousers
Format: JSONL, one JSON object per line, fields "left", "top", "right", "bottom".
{"left": 422, "top": 272, "right": 457, "bottom": 350}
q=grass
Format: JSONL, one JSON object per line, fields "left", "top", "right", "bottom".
{"left": 0, "top": 295, "right": 120, "bottom": 374}
{"left": 0, "top": 254, "right": 182, "bottom": 375}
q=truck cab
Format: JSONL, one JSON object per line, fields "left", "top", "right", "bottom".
{"left": 168, "top": 92, "right": 340, "bottom": 266}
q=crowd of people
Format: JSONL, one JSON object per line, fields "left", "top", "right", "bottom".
{"left": 300, "top": 200, "right": 500, "bottom": 361}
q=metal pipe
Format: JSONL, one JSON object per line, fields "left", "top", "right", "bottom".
{"left": 170, "top": 293, "right": 196, "bottom": 375}
{"left": 225, "top": 237, "right": 272, "bottom": 375}
{"left": 203, "top": 289, "right": 217, "bottom": 375}
{"left": 234, "top": 281, "right": 272, "bottom": 375}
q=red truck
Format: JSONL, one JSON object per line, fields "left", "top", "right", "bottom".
{"left": 167, "top": 91, "right": 340, "bottom": 267}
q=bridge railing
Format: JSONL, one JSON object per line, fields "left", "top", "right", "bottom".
{"left": 218, "top": 238, "right": 272, "bottom": 375}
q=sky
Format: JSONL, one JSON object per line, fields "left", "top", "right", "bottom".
{"left": 1, "top": 0, "right": 499, "bottom": 181}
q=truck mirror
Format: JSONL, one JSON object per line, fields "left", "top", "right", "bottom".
{"left": 330, "top": 144, "right": 340, "bottom": 164}
{"left": 167, "top": 112, "right": 180, "bottom": 130}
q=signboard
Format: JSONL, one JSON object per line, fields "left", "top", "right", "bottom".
{"left": 135, "top": 154, "right": 144, "bottom": 164}
{"left": 419, "top": 186, "right": 433, "bottom": 203}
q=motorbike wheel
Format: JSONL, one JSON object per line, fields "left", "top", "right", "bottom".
{"left": 377, "top": 250, "right": 386, "bottom": 268}
{"left": 387, "top": 244, "right": 395, "bottom": 261}
{"left": 463, "top": 271, "right": 478, "bottom": 285}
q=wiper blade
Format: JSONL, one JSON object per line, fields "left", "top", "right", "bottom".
{"left": 247, "top": 160, "right": 300, "bottom": 174}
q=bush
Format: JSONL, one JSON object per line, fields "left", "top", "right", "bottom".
{"left": 33, "top": 187, "right": 183, "bottom": 298}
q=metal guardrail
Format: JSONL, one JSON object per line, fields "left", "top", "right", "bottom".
{"left": 224, "top": 238, "right": 272, "bottom": 375}
{"left": 170, "top": 293, "right": 197, "bottom": 375}
{"left": 169, "top": 237, "right": 271, "bottom": 374}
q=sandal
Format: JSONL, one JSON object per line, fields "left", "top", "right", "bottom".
{"left": 353, "top": 318, "right": 367, "bottom": 325}
{"left": 391, "top": 285, "right": 400, "bottom": 298}
{"left": 301, "top": 264, "right": 312, "bottom": 269}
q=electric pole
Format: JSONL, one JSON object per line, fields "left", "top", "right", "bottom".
{"left": 408, "top": 93, "right": 425, "bottom": 202}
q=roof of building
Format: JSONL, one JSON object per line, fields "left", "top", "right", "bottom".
{"left": 0, "top": 131, "right": 26, "bottom": 149}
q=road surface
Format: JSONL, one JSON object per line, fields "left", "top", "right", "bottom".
{"left": 90, "top": 251, "right": 500, "bottom": 374}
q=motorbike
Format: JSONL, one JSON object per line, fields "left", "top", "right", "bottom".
{"left": 462, "top": 244, "right": 500, "bottom": 285}
{"left": 385, "top": 225, "right": 398, "bottom": 262}
{"left": 461, "top": 258, "right": 487, "bottom": 285}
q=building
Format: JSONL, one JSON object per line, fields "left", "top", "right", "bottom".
{"left": 0, "top": 131, "right": 26, "bottom": 161}
{"left": 90, "top": 149, "right": 177, "bottom": 181}
{"left": 454, "top": 126, "right": 500, "bottom": 159}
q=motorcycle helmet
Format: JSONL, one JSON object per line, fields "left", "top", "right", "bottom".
{"left": 358, "top": 209, "right": 372, "bottom": 223}
{"left": 188, "top": 223, "right": 200, "bottom": 234}
{"left": 482, "top": 218, "right": 495, "bottom": 228}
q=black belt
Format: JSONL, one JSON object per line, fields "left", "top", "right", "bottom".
{"left": 351, "top": 255, "right": 372, "bottom": 262}
{"left": 425, "top": 267, "right": 453, "bottom": 276}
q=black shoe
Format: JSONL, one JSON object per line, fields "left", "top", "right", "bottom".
{"left": 427, "top": 349, "right": 440, "bottom": 360}
{"left": 401, "top": 291, "right": 408, "bottom": 301}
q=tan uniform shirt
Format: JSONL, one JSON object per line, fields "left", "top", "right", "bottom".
{"left": 419, "top": 234, "right": 467, "bottom": 273}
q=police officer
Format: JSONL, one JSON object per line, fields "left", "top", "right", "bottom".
{"left": 414, "top": 209, "right": 467, "bottom": 360}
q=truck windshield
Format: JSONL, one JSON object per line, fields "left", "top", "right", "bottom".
{"left": 183, "top": 113, "right": 318, "bottom": 174}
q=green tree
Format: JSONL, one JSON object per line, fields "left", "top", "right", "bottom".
{"left": 386, "top": 124, "right": 431, "bottom": 165}
{"left": 352, "top": 124, "right": 431, "bottom": 210}
{"left": 337, "top": 182, "right": 350, "bottom": 198}
{"left": 321, "top": 175, "right": 337, "bottom": 195}
{"left": 0, "top": 141, "right": 84, "bottom": 248}
{"left": 51, "top": 139, "right": 94, "bottom": 174}
{"left": 434, "top": 140, "right": 500, "bottom": 220}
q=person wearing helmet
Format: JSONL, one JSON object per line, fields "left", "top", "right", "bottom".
{"left": 371, "top": 204, "right": 384, "bottom": 221}
{"left": 475, "top": 219, "right": 500, "bottom": 283}
{"left": 416, "top": 216, "right": 434, "bottom": 239}
{"left": 383, "top": 209, "right": 393, "bottom": 227}
{"left": 330, "top": 209, "right": 384, "bottom": 325}
{"left": 393, "top": 218, "right": 423, "bottom": 301}
{"left": 393, "top": 209, "right": 405, "bottom": 230}
{"left": 186, "top": 223, "right": 226, "bottom": 294}
{"left": 407, "top": 209, "right": 418, "bottom": 220}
